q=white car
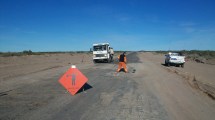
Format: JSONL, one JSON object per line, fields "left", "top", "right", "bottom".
{"left": 165, "top": 52, "right": 185, "bottom": 67}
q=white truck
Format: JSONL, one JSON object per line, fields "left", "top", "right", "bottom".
{"left": 165, "top": 52, "right": 185, "bottom": 67}
{"left": 92, "top": 43, "right": 114, "bottom": 63}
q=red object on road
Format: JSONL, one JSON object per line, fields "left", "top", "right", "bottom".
{"left": 59, "top": 65, "right": 88, "bottom": 95}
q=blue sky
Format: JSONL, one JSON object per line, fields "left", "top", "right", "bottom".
{"left": 0, "top": 0, "right": 215, "bottom": 52}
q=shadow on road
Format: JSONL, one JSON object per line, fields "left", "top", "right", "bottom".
{"left": 161, "top": 63, "right": 166, "bottom": 66}
{"left": 77, "top": 83, "right": 93, "bottom": 94}
{"left": 161, "top": 63, "right": 181, "bottom": 67}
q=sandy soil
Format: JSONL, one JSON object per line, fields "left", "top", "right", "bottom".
{"left": 0, "top": 52, "right": 215, "bottom": 120}
{"left": 149, "top": 52, "right": 215, "bottom": 99}
{"left": 0, "top": 53, "right": 93, "bottom": 87}
{"left": 137, "top": 52, "right": 215, "bottom": 120}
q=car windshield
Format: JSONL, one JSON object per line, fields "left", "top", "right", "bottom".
{"left": 171, "top": 53, "right": 179, "bottom": 56}
{"left": 93, "top": 45, "right": 107, "bottom": 51}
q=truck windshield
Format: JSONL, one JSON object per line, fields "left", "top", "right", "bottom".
{"left": 93, "top": 45, "right": 107, "bottom": 51}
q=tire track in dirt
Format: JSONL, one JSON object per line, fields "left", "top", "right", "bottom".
{"left": 161, "top": 65, "right": 215, "bottom": 100}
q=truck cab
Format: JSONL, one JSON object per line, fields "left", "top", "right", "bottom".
{"left": 93, "top": 43, "right": 114, "bottom": 63}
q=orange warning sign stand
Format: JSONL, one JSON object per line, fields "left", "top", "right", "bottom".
{"left": 59, "top": 65, "right": 88, "bottom": 95}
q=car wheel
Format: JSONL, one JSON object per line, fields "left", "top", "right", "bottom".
{"left": 168, "top": 63, "right": 170, "bottom": 67}
{"left": 165, "top": 61, "right": 167, "bottom": 66}
{"left": 93, "top": 60, "right": 97, "bottom": 63}
{"left": 181, "top": 64, "right": 184, "bottom": 68}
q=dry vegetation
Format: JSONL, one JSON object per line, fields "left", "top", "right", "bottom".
{"left": 0, "top": 50, "right": 92, "bottom": 57}
{"left": 0, "top": 50, "right": 129, "bottom": 57}
{"left": 154, "top": 50, "right": 215, "bottom": 65}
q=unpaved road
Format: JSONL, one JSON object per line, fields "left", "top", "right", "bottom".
{"left": 0, "top": 52, "right": 215, "bottom": 120}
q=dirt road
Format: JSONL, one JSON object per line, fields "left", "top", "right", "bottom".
{"left": 0, "top": 52, "right": 215, "bottom": 120}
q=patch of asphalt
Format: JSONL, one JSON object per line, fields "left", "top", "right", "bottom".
{"left": 108, "top": 52, "right": 142, "bottom": 65}
{"left": 79, "top": 67, "right": 168, "bottom": 120}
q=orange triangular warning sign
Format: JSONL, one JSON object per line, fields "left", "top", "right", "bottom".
{"left": 59, "top": 66, "right": 88, "bottom": 95}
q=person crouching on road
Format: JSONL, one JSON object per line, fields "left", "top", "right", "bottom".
{"left": 117, "top": 52, "right": 128, "bottom": 73}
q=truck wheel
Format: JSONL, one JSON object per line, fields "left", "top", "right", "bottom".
{"left": 107, "top": 59, "right": 111, "bottom": 63}
{"left": 111, "top": 57, "right": 113, "bottom": 62}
